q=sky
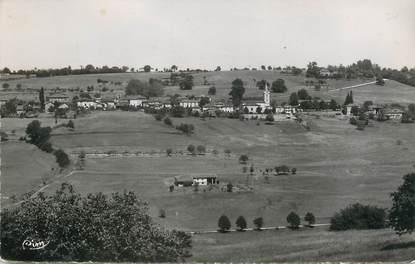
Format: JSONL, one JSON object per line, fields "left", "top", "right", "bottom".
{"left": 1, "top": 0, "right": 414, "bottom": 71}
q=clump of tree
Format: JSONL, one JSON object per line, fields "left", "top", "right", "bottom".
{"left": 287, "top": 212, "right": 301, "bottom": 229}
{"left": 25, "top": 120, "right": 52, "bottom": 151}
{"left": 344, "top": 91, "right": 354, "bottom": 105}
{"left": 208, "top": 86, "right": 216, "bottom": 95}
{"left": 275, "top": 165, "right": 290, "bottom": 175}
{"left": 125, "top": 78, "right": 164, "bottom": 97}
{"left": 297, "top": 89, "right": 310, "bottom": 100}
{"left": 289, "top": 92, "right": 299, "bottom": 106}
{"left": 229, "top": 79, "right": 245, "bottom": 107}
{"left": 330, "top": 203, "right": 386, "bottom": 231}
{"left": 389, "top": 173, "right": 415, "bottom": 235}
{"left": 0, "top": 183, "right": 192, "bottom": 261}
{"left": 218, "top": 215, "right": 231, "bottom": 233}
{"left": 187, "top": 144, "right": 196, "bottom": 155}
{"left": 179, "top": 74, "right": 194, "bottom": 90}
{"left": 54, "top": 149, "right": 70, "bottom": 168}
{"left": 176, "top": 123, "right": 194, "bottom": 135}
{"left": 235, "top": 216, "right": 247, "bottom": 231}
{"left": 271, "top": 79, "right": 287, "bottom": 93}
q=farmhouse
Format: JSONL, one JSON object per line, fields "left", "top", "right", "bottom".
{"left": 174, "top": 174, "right": 219, "bottom": 186}
{"left": 125, "top": 95, "right": 147, "bottom": 107}
{"left": 384, "top": 108, "right": 404, "bottom": 120}
{"left": 179, "top": 99, "right": 199, "bottom": 108}
{"left": 77, "top": 99, "right": 97, "bottom": 109}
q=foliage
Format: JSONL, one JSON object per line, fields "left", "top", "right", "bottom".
{"left": 287, "top": 212, "right": 301, "bottom": 229}
{"left": 154, "top": 113, "right": 164, "bottom": 121}
{"left": 344, "top": 91, "right": 354, "bottom": 105}
{"left": 229, "top": 79, "right": 245, "bottom": 107}
{"left": 199, "top": 96, "right": 210, "bottom": 107}
{"left": 171, "top": 106, "right": 186, "bottom": 117}
{"left": 187, "top": 144, "right": 195, "bottom": 154}
{"left": 125, "top": 79, "right": 164, "bottom": 97}
{"left": 196, "top": 145, "right": 206, "bottom": 154}
{"left": 239, "top": 154, "right": 249, "bottom": 164}
{"left": 306, "top": 61, "right": 320, "bottom": 78}
{"left": 176, "top": 123, "right": 194, "bottom": 135}
{"left": 226, "top": 182, "right": 233, "bottom": 192}
{"left": 304, "top": 212, "right": 316, "bottom": 226}
{"left": 253, "top": 217, "right": 264, "bottom": 230}
{"left": 164, "top": 117, "right": 173, "bottom": 126}
{"left": 297, "top": 89, "right": 310, "bottom": 100}
{"left": 389, "top": 173, "right": 415, "bottom": 235}
{"left": 289, "top": 92, "right": 299, "bottom": 106}
{"left": 39, "top": 87, "right": 45, "bottom": 111}
{"left": 166, "top": 148, "right": 173, "bottom": 156}
{"left": 218, "top": 215, "right": 231, "bottom": 232}
{"left": 208, "top": 86, "right": 216, "bottom": 95}
{"left": 330, "top": 203, "right": 386, "bottom": 231}
{"left": 1, "top": 183, "right": 191, "bottom": 261}
{"left": 179, "top": 74, "right": 194, "bottom": 90}
{"left": 54, "top": 149, "right": 70, "bottom": 168}
{"left": 235, "top": 216, "right": 247, "bottom": 231}
{"left": 256, "top": 80, "right": 269, "bottom": 90}
{"left": 271, "top": 79, "right": 287, "bottom": 93}
{"left": 25, "top": 120, "right": 52, "bottom": 147}
{"left": 67, "top": 120, "right": 74, "bottom": 129}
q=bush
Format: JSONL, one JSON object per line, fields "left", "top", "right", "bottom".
{"left": 304, "top": 212, "right": 316, "bottom": 226}
{"left": 196, "top": 145, "right": 206, "bottom": 155}
{"left": 235, "top": 216, "right": 247, "bottom": 231}
{"left": 287, "top": 212, "right": 301, "bottom": 229}
{"left": 0, "top": 183, "right": 191, "bottom": 261}
{"left": 164, "top": 117, "right": 173, "bottom": 126}
{"left": 239, "top": 154, "right": 249, "bottom": 164}
{"left": 226, "top": 182, "right": 233, "bottom": 192}
{"left": 253, "top": 217, "right": 264, "bottom": 230}
{"left": 154, "top": 113, "right": 164, "bottom": 121}
{"left": 54, "top": 149, "right": 70, "bottom": 168}
{"left": 176, "top": 123, "right": 194, "bottom": 135}
{"left": 159, "top": 209, "right": 166, "bottom": 218}
{"left": 166, "top": 148, "right": 173, "bottom": 156}
{"left": 67, "top": 120, "right": 74, "bottom": 129}
{"left": 330, "top": 203, "right": 386, "bottom": 231}
{"left": 187, "top": 144, "right": 195, "bottom": 155}
{"left": 218, "top": 215, "right": 231, "bottom": 232}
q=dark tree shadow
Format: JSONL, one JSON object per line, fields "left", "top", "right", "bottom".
{"left": 381, "top": 241, "right": 415, "bottom": 251}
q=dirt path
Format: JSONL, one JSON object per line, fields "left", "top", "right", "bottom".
{"left": 328, "top": 79, "right": 387, "bottom": 92}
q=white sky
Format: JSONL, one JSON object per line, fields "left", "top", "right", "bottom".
{"left": 1, "top": 0, "right": 414, "bottom": 70}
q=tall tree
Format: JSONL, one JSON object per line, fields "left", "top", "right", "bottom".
{"left": 289, "top": 92, "right": 299, "bottom": 106}
{"left": 39, "top": 87, "right": 45, "bottom": 111}
{"left": 235, "top": 216, "right": 247, "bottom": 231}
{"left": 229, "top": 79, "right": 245, "bottom": 107}
{"left": 218, "top": 215, "right": 231, "bottom": 232}
{"left": 389, "top": 173, "right": 415, "bottom": 235}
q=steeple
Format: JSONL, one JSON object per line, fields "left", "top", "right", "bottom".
{"left": 264, "top": 82, "right": 270, "bottom": 106}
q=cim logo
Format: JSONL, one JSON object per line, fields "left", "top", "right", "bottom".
{"left": 22, "top": 238, "right": 49, "bottom": 250}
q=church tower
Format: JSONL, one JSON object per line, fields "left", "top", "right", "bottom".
{"left": 263, "top": 82, "right": 270, "bottom": 106}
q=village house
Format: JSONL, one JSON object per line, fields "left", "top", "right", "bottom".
{"left": 125, "top": 95, "right": 147, "bottom": 107}
{"left": 46, "top": 93, "right": 69, "bottom": 104}
{"left": 179, "top": 99, "right": 199, "bottom": 108}
{"left": 77, "top": 99, "right": 97, "bottom": 109}
{"left": 174, "top": 174, "right": 219, "bottom": 187}
{"left": 384, "top": 108, "right": 404, "bottom": 120}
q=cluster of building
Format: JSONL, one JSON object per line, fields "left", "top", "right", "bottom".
{"left": 345, "top": 103, "right": 405, "bottom": 120}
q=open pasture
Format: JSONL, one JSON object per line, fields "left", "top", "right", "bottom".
{"left": 190, "top": 227, "right": 415, "bottom": 262}
{"left": 29, "top": 111, "right": 415, "bottom": 232}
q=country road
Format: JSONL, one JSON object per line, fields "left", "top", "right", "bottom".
{"left": 328, "top": 79, "right": 388, "bottom": 92}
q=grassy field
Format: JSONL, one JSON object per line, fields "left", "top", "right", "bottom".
{"left": 190, "top": 227, "right": 415, "bottom": 262}
{"left": 5, "top": 111, "right": 410, "bottom": 233}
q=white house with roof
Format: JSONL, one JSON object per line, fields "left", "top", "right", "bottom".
{"left": 179, "top": 99, "right": 199, "bottom": 108}
{"left": 46, "top": 93, "right": 69, "bottom": 103}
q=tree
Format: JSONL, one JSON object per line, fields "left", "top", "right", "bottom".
{"left": 304, "top": 212, "right": 316, "bottom": 226}
{"left": 2, "top": 67, "right": 11, "bottom": 74}
{"left": 291, "top": 168, "right": 297, "bottom": 174}
{"left": 287, "top": 212, "right": 301, "bottom": 229}
{"left": 297, "top": 89, "right": 309, "bottom": 100}
{"left": 2, "top": 83, "right": 10, "bottom": 89}
{"left": 344, "top": 91, "right": 354, "bottom": 105}
{"left": 164, "top": 117, "right": 173, "bottom": 126}
{"left": 0, "top": 183, "right": 191, "bottom": 261}
{"left": 39, "top": 87, "right": 45, "bottom": 111}
{"left": 253, "top": 217, "right": 264, "bottom": 230}
{"left": 54, "top": 149, "right": 70, "bottom": 168}
{"left": 229, "top": 79, "right": 245, "bottom": 107}
{"left": 235, "top": 216, "right": 247, "bottom": 231}
{"left": 226, "top": 182, "right": 233, "bottom": 192}
{"left": 224, "top": 149, "right": 231, "bottom": 157}
{"left": 271, "top": 79, "right": 287, "bottom": 93}
{"left": 187, "top": 144, "right": 195, "bottom": 155}
{"left": 171, "top": 65, "right": 178, "bottom": 72}
{"left": 208, "top": 86, "right": 216, "bottom": 95}
{"left": 67, "top": 120, "right": 74, "bottom": 129}
{"left": 215, "top": 66, "right": 221, "bottom": 71}
{"left": 218, "top": 215, "right": 231, "bottom": 232}
{"left": 306, "top": 61, "right": 319, "bottom": 78}
{"left": 329, "top": 99, "right": 339, "bottom": 110}
{"left": 125, "top": 79, "right": 164, "bottom": 97}
{"left": 143, "top": 65, "right": 152, "bottom": 72}
{"left": 376, "top": 74, "right": 385, "bottom": 85}
{"left": 199, "top": 97, "right": 210, "bottom": 108}
{"left": 179, "top": 74, "right": 194, "bottom": 90}
{"left": 166, "top": 148, "right": 173, "bottom": 156}
{"left": 265, "top": 113, "right": 274, "bottom": 122}
{"left": 239, "top": 154, "right": 249, "bottom": 164}
{"left": 159, "top": 209, "right": 166, "bottom": 218}
{"left": 176, "top": 123, "right": 194, "bottom": 135}
{"left": 196, "top": 145, "right": 206, "bottom": 155}
{"left": 330, "top": 203, "right": 386, "bottom": 231}
{"left": 389, "top": 173, "right": 415, "bottom": 235}
{"left": 25, "top": 120, "right": 51, "bottom": 147}
{"left": 256, "top": 80, "right": 269, "bottom": 90}
{"left": 289, "top": 92, "right": 299, "bottom": 106}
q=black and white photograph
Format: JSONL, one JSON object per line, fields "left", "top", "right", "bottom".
{"left": 1, "top": 0, "right": 415, "bottom": 262}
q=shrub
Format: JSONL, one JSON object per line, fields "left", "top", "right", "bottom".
{"left": 154, "top": 113, "right": 164, "bottom": 121}
{"left": 0, "top": 183, "right": 191, "bottom": 261}
{"left": 164, "top": 117, "right": 173, "bottom": 126}
{"left": 67, "top": 120, "right": 75, "bottom": 129}
{"left": 226, "top": 182, "right": 233, "bottom": 192}
{"left": 218, "top": 215, "right": 231, "bottom": 232}
{"left": 159, "top": 209, "right": 166, "bottom": 218}
{"left": 330, "top": 203, "right": 386, "bottom": 231}
{"left": 304, "top": 212, "right": 316, "bottom": 226}
{"left": 235, "top": 216, "right": 247, "bottom": 231}
{"left": 187, "top": 144, "right": 195, "bottom": 155}
{"left": 291, "top": 168, "right": 297, "bottom": 174}
{"left": 166, "top": 148, "right": 173, "bottom": 156}
{"left": 54, "top": 149, "right": 70, "bottom": 168}
{"left": 239, "top": 154, "right": 249, "bottom": 164}
{"left": 196, "top": 145, "right": 206, "bottom": 155}
{"left": 253, "top": 217, "right": 264, "bottom": 230}
{"left": 287, "top": 212, "right": 301, "bottom": 229}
